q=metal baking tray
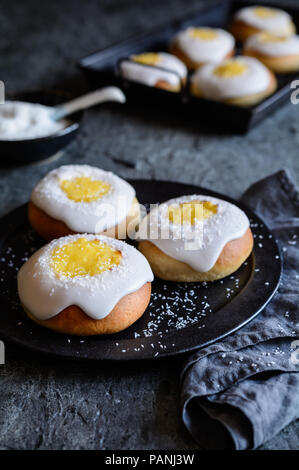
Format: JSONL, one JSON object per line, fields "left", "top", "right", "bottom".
{"left": 78, "top": 0, "right": 299, "bottom": 133}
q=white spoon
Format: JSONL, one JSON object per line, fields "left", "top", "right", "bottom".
{"left": 51, "top": 86, "right": 126, "bottom": 121}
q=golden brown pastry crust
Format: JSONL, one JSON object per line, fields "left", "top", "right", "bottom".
{"left": 190, "top": 69, "right": 277, "bottom": 107}
{"left": 243, "top": 48, "right": 299, "bottom": 73}
{"left": 229, "top": 19, "right": 295, "bottom": 42}
{"left": 138, "top": 228, "right": 254, "bottom": 282}
{"left": 25, "top": 282, "right": 151, "bottom": 335}
{"left": 155, "top": 77, "right": 186, "bottom": 92}
{"left": 169, "top": 42, "right": 234, "bottom": 70}
{"left": 28, "top": 197, "right": 140, "bottom": 241}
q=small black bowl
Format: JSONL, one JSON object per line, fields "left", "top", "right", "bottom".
{"left": 0, "top": 90, "right": 83, "bottom": 164}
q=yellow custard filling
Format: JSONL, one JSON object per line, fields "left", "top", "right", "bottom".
{"left": 254, "top": 7, "right": 277, "bottom": 19}
{"left": 213, "top": 60, "right": 248, "bottom": 78}
{"left": 259, "top": 32, "right": 288, "bottom": 43}
{"left": 168, "top": 200, "right": 218, "bottom": 225}
{"left": 51, "top": 238, "right": 122, "bottom": 278}
{"left": 188, "top": 27, "right": 218, "bottom": 40}
{"left": 60, "top": 176, "right": 111, "bottom": 203}
{"left": 132, "top": 53, "right": 161, "bottom": 66}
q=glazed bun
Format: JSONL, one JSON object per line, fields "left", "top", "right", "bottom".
{"left": 139, "top": 229, "right": 253, "bottom": 282}
{"left": 230, "top": 5, "right": 296, "bottom": 41}
{"left": 170, "top": 27, "right": 235, "bottom": 70}
{"left": 137, "top": 195, "right": 254, "bottom": 282}
{"left": 28, "top": 197, "right": 140, "bottom": 241}
{"left": 190, "top": 56, "right": 277, "bottom": 107}
{"left": 29, "top": 164, "right": 140, "bottom": 241}
{"left": 18, "top": 234, "right": 154, "bottom": 335}
{"left": 119, "top": 52, "right": 187, "bottom": 92}
{"left": 24, "top": 282, "right": 151, "bottom": 336}
{"left": 244, "top": 32, "right": 299, "bottom": 74}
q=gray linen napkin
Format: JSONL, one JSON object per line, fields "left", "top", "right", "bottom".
{"left": 181, "top": 170, "right": 299, "bottom": 450}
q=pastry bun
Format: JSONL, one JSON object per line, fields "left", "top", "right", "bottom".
{"left": 137, "top": 194, "right": 254, "bottom": 282}
{"left": 139, "top": 228, "right": 253, "bottom": 282}
{"left": 17, "top": 234, "right": 154, "bottom": 335}
{"left": 28, "top": 165, "right": 140, "bottom": 240}
{"left": 169, "top": 27, "right": 235, "bottom": 70}
{"left": 119, "top": 52, "right": 187, "bottom": 92}
{"left": 190, "top": 56, "right": 277, "bottom": 106}
{"left": 230, "top": 6, "right": 296, "bottom": 41}
{"left": 244, "top": 33, "right": 299, "bottom": 73}
{"left": 28, "top": 197, "right": 140, "bottom": 241}
{"left": 24, "top": 282, "right": 152, "bottom": 336}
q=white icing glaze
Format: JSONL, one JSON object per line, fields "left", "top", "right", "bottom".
{"left": 31, "top": 165, "right": 136, "bottom": 233}
{"left": 235, "top": 6, "right": 293, "bottom": 35}
{"left": 172, "top": 27, "right": 235, "bottom": 63}
{"left": 17, "top": 233, "right": 154, "bottom": 320}
{"left": 138, "top": 195, "right": 249, "bottom": 273}
{"left": 0, "top": 101, "right": 69, "bottom": 141}
{"left": 120, "top": 52, "right": 187, "bottom": 87}
{"left": 245, "top": 33, "right": 299, "bottom": 57}
{"left": 191, "top": 56, "right": 271, "bottom": 100}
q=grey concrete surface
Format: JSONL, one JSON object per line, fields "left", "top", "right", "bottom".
{"left": 0, "top": 0, "right": 298, "bottom": 450}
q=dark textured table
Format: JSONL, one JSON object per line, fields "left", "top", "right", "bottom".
{"left": 0, "top": 0, "right": 298, "bottom": 450}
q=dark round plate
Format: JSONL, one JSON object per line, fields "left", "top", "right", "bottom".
{"left": 0, "top": 180, "right": 281, "bottom": 362}
{"left": 0, "top": 90, "right": 82, "bottom": 163}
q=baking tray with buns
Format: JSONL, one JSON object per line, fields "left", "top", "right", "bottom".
{"left": 78, "top": 0, "right": 299, "bottom": 133}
